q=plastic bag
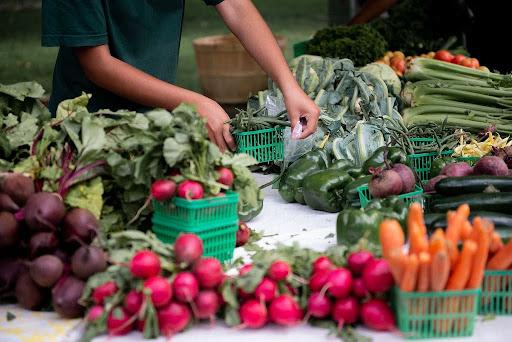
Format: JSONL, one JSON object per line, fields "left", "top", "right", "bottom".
{"left": 265, "top": 94, "right": 286, "bottom": 118}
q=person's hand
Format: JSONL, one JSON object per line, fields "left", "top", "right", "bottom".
{"left": 195, "top": 96, "right": 236, "bottom": 152}
{"left": 283, "top": 84, "right": 320, "bottom": 139}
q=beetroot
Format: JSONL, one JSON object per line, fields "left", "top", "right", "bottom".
{"left": 29, "top": 255, "right": 63, "bottom": 288}
{"left": 130, "top": 250, "right": 161, "bottom": 279}
{"left": 216, "top": 167, "right": 234, "bottom": 187}
{"left": 194, "top": 289, "right": 220, "bottom": 320}
{"left": 144, "top": 276, "right": 172, "bottom": 308}
{"left": 352, "top": 278, "right": 369, "bottom": 298}
{"left": 309, "top": 269, "right": 331, "bottom": 292}
{"left": 52, "top": 276, "right": 85, "bottom": 318}
{"left": 269, "top": 295, "right": 303, "bottom": 326}
{"left": 193, "top": 257, "right": 223, "bottom": 289}
{"left": 0, "top": 173, "right": 34, "bottom": 206}
{"left": 174, "top": 233, "right": 204, "bottom": 265}
{"left": 369, "top": 169, "right": 403, "bottom": 198}
{"left": 177, "top": 180, "right": 204, "bottom": 200}
{"left": 107, "top": 307, "right": 133, "bottom": 336}
{"left": 362, "top": 259, "right": 394, "bottom": 294}
{"left": 473, "top": 156, "right": 509, "bottom": 176}
{"left": 312, "top": 256, "right": 334, "bottom": 273}
{"left": 392, "top": 163, "right": 416, "bottom": 193}
{"left": 236, "top": 222, "right": 251, "bottom": 247}
{"left": 71, "top": 245, "right": 107, "bottom": 280}
{"left": 29, "top": 232, "right": 59, "bottom": 259}
{"left": 0, "top": 193, "right": 20, "bottom": 212}
{"left": 158, "top": 302, "right": 191, "bottom": 335}
{"left": 24, "top": 192, "right": 66, "bottom": 232}
{"left": 307, "top": 292, "right": 332, "bottom": 318}
{"left": 268, "top": 260, "right": 291, "bottom": 281}
{"left": 62, "top": 208, "right": 99, "bottom": 248}
{"left": 360, "top": 298, "right": 396, "bottom": 331}
{"left": 0, "top": 211, "right": 20, "bottom": 248}
{"left": 0, "top": 258, "right": 26, "bottom": 294}
{"left": 326, "top": 268, "right": 353, "bottom": 298}
{"left": 87, "top": 305, "right": 105, "bottom": 322}
{"left": 440, "top": 162, "right": 473, "bottom": 177}
{"left": 92, "top": 281, "right": 118, "bottom": 305}
{"left": 15, "top": 272, "right": 45, "bottom": 310}
{"left": 425, "top": 175, "right": 447, "bottom": 193}
{"left": 240, "top": 299, "right": 267, "bottom": 328}
{"left": 124, "top": 290, "right": 143, "bottom": 315}
{"left": 347, "top": 251, "right": 374, "bottom": 276}
{"left": 173, "top": 272, "right": 199, "bottom": 302}
{"left": 254, "top": 277, "right": 277, "bottom": 302}
{"left": 151, "top": 179, "right": 177, "bottom": 201}
{"left": 332, "top": 297, "right": 359, "bottom": 328}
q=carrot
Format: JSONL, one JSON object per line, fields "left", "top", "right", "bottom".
{"left": 379, "top": 219, "right": 405, "bottom": 260}
{"left": 430, "top": 250, "right": 450, "bottom": 291}
{"left": 490, "top": 232, "right": 504, "bottom": 254}
{"left": 400, "top": 254, "right": 419, "bottom": 292}
{"left": 446, "top": 240, "right": 477, "bottom": 290}
{"left": 409, "top": 223, "right": 429, "bottom": 255}
{"left": 487, "top": 239, "right": 512, "bottom": 270}
{"left": 446, "top": 240, "right": 460, "bottom": 269}
{"left": 460, "top": 220, "right": 473, "bottom": 241}
{"left": 417, "top": 252, "right": 431, "bottom": 292}
{"left": 467, "top": 217, "right": 490, "bottom": 289}
{"left": 445, "top": 204, "right": 470, "bottom": 246}
{"left": 429, "top": 228, "right": 446, "bottom": 255}
{"left": 388, "top": 249, "right": 407, "bottom": 284}
{"left": 407, "top": 202, "right": 426, "bottom": 236}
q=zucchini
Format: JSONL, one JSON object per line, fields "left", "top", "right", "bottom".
{"left": 432, "top": 192, "right": 512, "bottom": 214}
{"left": 425, "top": 211, "right": 512, "bottom": 233}
{"left": 436, "top": 176, "right": 512, "bottom": 195}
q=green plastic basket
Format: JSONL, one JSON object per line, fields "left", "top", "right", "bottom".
{"left": 234, "top": 127, "right": 284, "bottom": 163}
{"left": 293, "top": 40, "right": 309, "bottom": 57}
{"left": 479, "top": 270, "right": 512, "bottom": 315}
{"left": 357, "top": 184, "right": 424, "bottom": 209}
{"left": 408, "top": 150, "right": 453, "bottom": 183}
{"left": 394, "top": 287, "right": 480, "bottom": 339}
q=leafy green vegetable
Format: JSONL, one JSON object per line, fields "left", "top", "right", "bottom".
{"left": 360, "top": 63, "right": 401, "bottom": 96}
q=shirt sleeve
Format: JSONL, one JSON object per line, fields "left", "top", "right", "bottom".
{"left": 41, "top": 0, "right": 108, "bottom": 47}
{"left": 203, "top": 0, "right": 224, "bottom": 6}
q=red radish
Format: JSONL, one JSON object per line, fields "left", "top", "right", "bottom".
{"left": 169, "top": 168, "right": 180, "bottom": 176}
{"left": 123, "top": 290, "right": 143, "bottom": 314}
{"left": 254, "top": 277, "right": 277, "bottom": 302}
{"left": 194, "top": 289, "right": 220, "bottom": 320}
{"left": 193, "top": 257, "right": 223, "bottom": 289}
{"left": 269, "top": 295, "right": 303, "bottom": 326}
{"left": 309, "top": 269, "right": 331, "bottom": 292}
{"left": 312, "top": 256, "right": 333, "bottom": 273}
{"left": 136, "top": 319, "right": 145, "bottom": 332}
{"left": 239, "top": 264, "right": 252, "bottom": 276}
{"left": 107, "top": 307, "right": 133, "bottom": 336}
{"left": 360, "top": 299, "right": 396, "bottom": 331}
{"left": 362, "top": 259, "right": 394, "bottom": 294}
{"left": 173, "top": 272, "right": 199, "bottom": 302}
{"left": 307, "top": 292, "right": 332, "bottom": 318}
{"left": 236, "top": 222, "right": 251, "bottom": 247}
{"left": 332, "top": 297, "right": 359, "bottom": 329}
{"left": 369, "top": 168, "right": 403, "bottom": 198}
{"left": 158, "top": 302, "right": 191, "bottom": 335}
{"left": 217, "top": 167, "right": 234, "bottom": 187}
{"left": 268, "top": 260, "right": 291, "bottom": 281}
{"left": 239, "top": 299, "right": 267, "bottom": 328}
{"left": 92, "top": 281, "right": 118, "bottom": 305}
{"left": 326, "top": 268, "right": 353, "bottom": 298}
{"left": 352, "top": 278, "right": 369, "bottom": 298}
{"left": 144, "top": 276, "right": 172, "bottom": 308}
{"left": 347, "top": 251, "right": 374, "bottom": 276}
{"left": 86, "top": 305, "right": 104, "bottom": 322}
{"left": 177, "top": 180, "right": 204, "bottom": 200}
{"left": 151, "top": 179, "right": 177, "bottom": 201}
{"left": 174, "top": 233, "right": 203, "bottom": 265}
{"left": 286, "top": 283, "right": 298, "bottom": 296}
{"left": 130, "top": 250, "right": 161, "bottom": 279}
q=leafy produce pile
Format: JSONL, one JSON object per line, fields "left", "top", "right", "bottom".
{"left": 228, "top": 107, "right": 290, "bottom": 133}
{"left": 0, "top": 173, "right": 106, "bottom": 318}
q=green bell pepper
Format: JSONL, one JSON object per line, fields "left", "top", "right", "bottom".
{"left": 278, "top": 149, "right": 330, "bottom": 204}
{"left": 362, "top": 146, "right": 407, "bottom": 173}
{"left": 302, "top": 169, "right": 354, "bottom": 212}
{"left": 330, "top": 159, "right": 355, "bottom": 171}
{"left": 336, "top": 208, "right": 383, "bottom": 245}
{"left": 430, "top": 157, "right": 455, "bottom": 177}
{"left": 342, "top": 175, "right": 372, "bottom": 208}
{"left": 365, "top": 197, "right": 408, "bottom": 228}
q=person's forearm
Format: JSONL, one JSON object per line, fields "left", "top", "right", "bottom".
{"left": 216, "top": 0, "right": 299, "bottom": 94}
{"left": 348, "top": 0, "right": 397, "bottom": 25}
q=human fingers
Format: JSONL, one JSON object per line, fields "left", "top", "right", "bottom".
{"left": 223, "top": 125, "right": 236, "bottom": 151}
{"left": 300, "top": 113, "right": 319, "bottom": 139}
{"left": 215, "top": 130, "right": 228, "bottom": 153}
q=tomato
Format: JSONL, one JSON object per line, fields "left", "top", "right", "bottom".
{"left": 451, "top": 54, "right": 466, "bottom": 65}
{"left": 469, "top": 58, "right": 480, "bottom": 68}
{"left": 434, "top": 50, "right": 454, "bottom": 63}
{"left": 392, "top": 51, "right": 405, "bottom": 60}
{"left": 461, "top": 58, "right": 473, "bottom": 68}
{"left": 390, "top": 56, "right": 406, "bottom": 73}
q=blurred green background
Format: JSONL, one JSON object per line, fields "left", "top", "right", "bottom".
{"left": 0, "top": 0, "right": 328, "bottom": 94}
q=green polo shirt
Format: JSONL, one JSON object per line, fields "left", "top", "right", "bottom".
{"left": 42, "top": 0, "right": 223, "bottom": 115}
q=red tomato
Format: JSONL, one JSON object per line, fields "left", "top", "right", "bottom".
{"left": 461, "top": 58, "right": 473, "bottom": 68}
{"left": 434, "top": 50, "right": 454, "bottom": 63}
{"left": 390, "top": 57, "right": 406, "bottom": 74}
{"left": 451, "top": 54, "right": 466, "bottom": 65}
{"left": 469, "top": 58, "right": 480, "bottom": 68}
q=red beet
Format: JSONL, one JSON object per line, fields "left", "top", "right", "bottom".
{"left": 24, "top": 192, "right": 66, "bottom": 232}
{"left": 0, "top": 193, "right": 20, "bottom": 212}
{"left": 29, "top": 254, "right": 63, "bottom": 288}
{"left": 52, "top": 276, "right": 85, "bottom": 318}
{"left": 29, "top": 232, "right": 59, "bottom": 259}
{"left": 254, "top": 277, "right": 277, "bottom": 302}
{"left": 347, "top": 251, "right": 374, "bottom": 276}
{"left": 61, "top": 208, "right": 99, "bottom": 248}
{"left": 362, "top": 259, "right": 394, "bottom": 294}
{"left": 425, "top": 174, "right": 447, "bottom": 193}
{"left": 174, "top": 233, "right": 203, "bottom": 265}
{"left": 307, "top": 292, "right": 332, "bottom": 318}
{"left": 369, "top": 168, "right": 403, "bottom": 198}
{"left": 360, "top": 298, "right": 396, "bottom": 331}
{"left": 441, "top": 162, "right": 473, "bottom": 177}
{"left": 392, "top": 163, "right": 416, "bottom": 193}
{"left": 15, "top": 272, "right": 45, "bottom": 310}
{"left": 173, "top": 272, "right": 199, "bottom": 302}
{"left": 193, "top": 257, "right": 223, "bottom": 289}
{"left": 269, "top": 295, "right": 303, "bottom": 326}
{"left": 240, "top": 299, "right": 267, "bottom": 328}
{"left": 71, "top": 245, "right": 107, "bottom": 280}
{"left": 158, "top": 302, "right": 191, "bottom": 335}
{"left": 0, "top": 211, "right": 19, "bottom": 249}
{"left": 473, "top": 156, "right": 509, "bottom": 176}
{"left": 130, "top": 250, "right": 161, "bottom": 279}
{"left": 0, "top": 173, "right": 34, "bottom": 206}
{"left": 144, "top": 276, "right": 172, "bottom": 308}
{"left": 326, "top": 268, "right": 353, "bottom": 298}
{"left": 107, "top": 307, "right": 133, "bottom": 336}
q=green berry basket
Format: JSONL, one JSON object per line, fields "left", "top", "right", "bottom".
{"left": 234, "top": 127, "right": 284, "bottom": 163}
{"left": 479, "top": 270, "right": 512, "bottom": 315}
{"left": 394, "top": 287, "right": 480, "bottom": 339}
{"left": 357, "top": 184, "right": 424, "bottom": 209}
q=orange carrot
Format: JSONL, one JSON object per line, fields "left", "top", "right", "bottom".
{"left": 446, "top": 240, "right": 460, "bottom": 269}
{"left": 409, "top": 223, "right": 429, "bottom": 255}
{"left": 490, "top": 232, "right": 504, "bottom": 254}
{"left": 467, "top": 217, "right": 490, "bottom": 289}
{"left": 460, "top": 220, "right": 473, "bottom": 241}
{"left": 417, "top": 252, "right": 431, "bottom": 292}
{"left": 445, "top": 204, "right": 470, "bottom": 246}
{"left": 400, "top": 254, "right": 419, "bottom": 292}
{"left": 379, "top": 219, "right": 405, "bottom": 259}
{"left": 388, "top": 249, "right": 407, "bottom": 284}
{"left": 429, "top": 228, "right": 446, "bottom": 255}
{"left": 430, "top": 250, "right": 450, "bottom": 291}
{"left": 487, "top": 239, "right": 512, "bottom": 270}
{"left": 407, "top": 202, "right": 426, "bottom": 236}
{"left": 446, "top": 240, "right": 477, "bottom": 290}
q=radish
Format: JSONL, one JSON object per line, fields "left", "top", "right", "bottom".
{"left": 239, "top": 299, "right": 267, "bottom": 328}
{"left": 347, "top": 251, "right": 374, "bottom": 276}
{"left": 193, "top": 257, "right": 223, "bottom": 289}
{"left": 268, "top": 260, "right": 291, "bottom": 281}
{"left": 151, "top": 179, "right": 177, "bottom": 201}
{"left": 332, "top": 297, "right": 359, "bottom": 329}
{"left": 173, "top": 272, "right": 199, "bottom": 302}
{"left": 307, "top": 292, "right": 332, "bottom": 319}
{"left": 369, "top": 168, "right": 403, "bottom": 198}
{"left": 86, "top": 305, "right": 104, "bottom": 322}
{"left": 312, "top": 256, "right": 334, "bottom": 273}
{"left": 360, "top": 298, "right": 396, "bottom": 331}
{"left": 236, "top": 222, "right": 251, "bottom": 247}
{"left": 217, "top": 167, "right": 234, "bottom": 187}
{"left": 177, "top": 180, "right": 204, "bottom": 200}
{"left": 124, "top": 290, "right": 143, "bottom": 314}
{"left": 136, "top": 319, "right": 146, "bottom": 332}
{"left": 351, "top": 278, "right": 369, "bottom": 298}
{"left": 174, "top": 233, "right": 203, "bottom": 265}
{"left": 269, "top": 295, "right": 303, "bottom": 326}
{"left": 130, "top": 250, "right": 161, "bottom": 279}
{"left": 254, "top": 277, "right": 277, "bottom": 302}
{"left": 144, "top": 276, "right": 172, "bottom": 308}
{"left": 158, "top": 302, "right": 191, "bottom": 335}
{"left": 309, "top": 269, "right": 331, "bottom": 292}
{"left": 107, "top": 307, "right": 133, "bottom": 336}
{"left": 326, "top": 268, "right": 353, "bottom": 298}
{"left": 92, "top": 281, "right": 118, "bottom": 305}
{"left": 238, "top": 264, "right": 252, "bottom": 276}
{"left": 362, "top": 259, "right": 394, "bottom": 294}
{"left": 194, "top": 289, "right": 220, "bottom": 320}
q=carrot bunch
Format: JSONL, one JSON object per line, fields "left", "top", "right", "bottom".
{"left": 379, "top": 203, "right": 493, "bottom": 292}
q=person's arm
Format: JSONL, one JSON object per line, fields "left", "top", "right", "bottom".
{"left": 216, "top": 0, "right": 320, "bottom": 138}
{"left": 348, "top": 0, "right": 397, "bottom": 25}
{"left": 75, "top": 45, "right": 235, "bottom": 151}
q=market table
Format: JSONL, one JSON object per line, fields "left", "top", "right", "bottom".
{"left": 1, "top": 174, "right": 511, "bottom": 342}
